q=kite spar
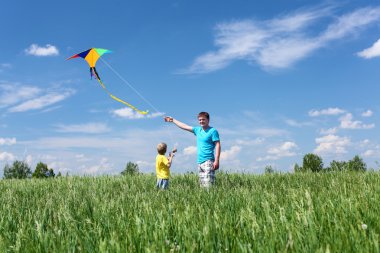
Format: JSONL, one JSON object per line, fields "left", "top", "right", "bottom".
{"left": 67, "top": 48, "right": 149, "bottom": 115}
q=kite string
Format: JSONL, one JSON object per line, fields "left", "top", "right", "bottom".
{"left": 100, "top": 57, "right": 177, "bottom": 151}
{"left": 99, "top": 57, "right": 161, "bottom": 114}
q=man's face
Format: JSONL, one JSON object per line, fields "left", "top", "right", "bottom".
{"left": 198, "top": 116, "right": 209, "bottom": 127}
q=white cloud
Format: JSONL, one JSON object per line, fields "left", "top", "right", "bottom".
{"left": 362, "top": 149, "right": 375, "bottom": 157}
{"left": 25, "top": 155, "right": 33, "bottom": 166}
{"left": 309, "top": 107, "right": 345, "bottom": 117}
{"left": 314, "top": 134, "right": 351, "bottom": 155}
{"left": 181, "top": 6, "right": 380, "bottom": 73}
{"left": 319, "top": 127, "right": 338, "bottom": 135}
{"left": 8, "top": 89, "right": 74, "bottom": 112}
{"left": 24, "top": 44, "right": 59, "bottom": 56}
{"left": 285, "top": 119, "right": 312, "bottom": 127}
{"left": 320, "top": 7, "right": 380, "bottom": 41}
{"left": 257, "top": 141, "right": 297, "bottom": 161}
{"left": 136, "top": 160, "right": 155, "bottom": 173}
{"left": 360, "top": 139, "right": 370, "bottom": 147}
{"left": 0, "top": 151, "right": 15, "bottom": 161}
{"left": 82, "top": 157, "right": 115, "bottom": 175}
{"left": 362, "top": 110, "right": 373, "bottom": 117}
{"left": 111, "top": 107, "right": 164, "bottom": 119}
{"left": 183, "top": 146, "right": 197, "bottom": 156}
{"left": 0, "top": 138, "right": 16, "bottom": 145}
{"left": 339, "top": 113, "right": 375, "bottom": 129}
{"left": 55, "top": 123, "right": 111, "bottom": 134}
{"left": 0, "top": 83, "right": 41, "bottom": 107}
{"left": 221, "top": 145, "right": 241, "bottom": 161}
{"left": 357, "top": 38, "right": 380, "bottom": 59}
{"left": 268, "top": 141, "right": 297, "bottom": 156}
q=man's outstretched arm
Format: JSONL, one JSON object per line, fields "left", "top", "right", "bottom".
{"left": 164, "top": 116, "right": 193, "bottom": 133}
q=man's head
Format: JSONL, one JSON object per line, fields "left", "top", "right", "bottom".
{"left": 198, "top": 112, "right": 210, "bottom": 128}
{"left": 157, "top": 143, "right": 167, "bottom": 155}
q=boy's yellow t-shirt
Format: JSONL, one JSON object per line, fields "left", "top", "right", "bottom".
{"left": 156, "top": 154, "right": 170, "bottom": 179}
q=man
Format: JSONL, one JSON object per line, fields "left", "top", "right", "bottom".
{"left": 164, "top": 112, "right": 221, "bottom": 187}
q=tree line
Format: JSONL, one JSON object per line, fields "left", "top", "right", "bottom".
{"left": 2, "top": 161, "right": 61, "bottom": 179}
{"left": 2, "top": 154, "right": 370, "bottom": 179}
{"left": 1, "top": 160, "right": 141, "bottom": 179}
{"left": 294, "top": 153, "right": 367, "bottom": 172}
{"left": 263, "top": 153, "right": 369, "bottom": 174}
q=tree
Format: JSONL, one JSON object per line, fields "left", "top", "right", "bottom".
{"left": 328, "top": 160, "right": 347, "bottom": 172}
{"left": 32, "top": 162, "right": 55, "bottom": 178}
{"left": 264, "top": 165, "right": 275, "bottom": 174}
{"left": 294, "top": 163, "right": 303, "bottom": 172}
{"left": 121, "top": 162, "right": 139, "bottom": 175}
{"left": 302, "top": 153, "right": 323, "bottom": 172}
{"left": 347, "top": 155, "right": 367, "bottom": 171}
{"left": 3, "top": 160, "right": 32, "bottom": 179}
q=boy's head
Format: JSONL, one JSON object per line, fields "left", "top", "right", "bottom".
{"left": 157, "top": 142, "right": 167, "bottom": 155}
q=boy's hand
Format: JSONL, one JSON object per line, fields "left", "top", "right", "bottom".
{"left": 172, "top": 148, "right": 177, "bottom": 153}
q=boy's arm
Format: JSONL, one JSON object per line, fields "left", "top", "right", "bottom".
{"left": 164, "top": 116, "right": 193, "bottom": 133}
{"left": 167, "top": 152, "right": 175, "bottom": 168}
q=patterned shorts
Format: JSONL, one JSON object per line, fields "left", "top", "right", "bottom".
{"left": 198, "top": 160, "right": 215, "bottom": 187}
{"left": 156, "top": 178, "right": 169, "bottom": 189}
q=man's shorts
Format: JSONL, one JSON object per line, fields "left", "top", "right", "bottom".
{"left": 156, "top": 178, "right": 169, "bottom": 189}
{"left": 198, "top": 160, "right": 215, "bottom": 187}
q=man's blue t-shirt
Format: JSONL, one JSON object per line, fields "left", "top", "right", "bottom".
{"left": 192, "top": 126, "right": 220, "bottom": 164}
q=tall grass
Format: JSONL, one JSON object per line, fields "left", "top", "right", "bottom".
{"left": 0, "top": 172, "right": 379, "bottom": 252}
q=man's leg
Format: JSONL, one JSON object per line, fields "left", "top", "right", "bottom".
{"left": 198, "top": 160, "right": 215, "bottom": 188}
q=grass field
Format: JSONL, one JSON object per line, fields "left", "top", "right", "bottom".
{"left": 0, "top": 172, "right": 379, "bottom": 252}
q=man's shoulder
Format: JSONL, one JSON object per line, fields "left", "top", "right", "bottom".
{"left": 209, "top": 126, "right": 219, "bottom": 133}
{"left": 192, "top": 126, "right": 201, "bottom": 133}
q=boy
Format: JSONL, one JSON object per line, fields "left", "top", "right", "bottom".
{"left": 156, "top": 142, "right": 177, "bottom": 189}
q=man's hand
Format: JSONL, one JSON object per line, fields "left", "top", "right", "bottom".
{"left": 213, "top": 160, "right": 219, "bottom": 170}
{"left": 164, "top": 116, "right": 173, "bottom": 122}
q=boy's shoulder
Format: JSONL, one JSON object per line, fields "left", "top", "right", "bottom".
{"left": 156, "top": 154, "right": 166, "bottom": 160}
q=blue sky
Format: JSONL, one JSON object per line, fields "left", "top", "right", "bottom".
{"left": 1, "top": 0, "right": 380, "bottom": 175}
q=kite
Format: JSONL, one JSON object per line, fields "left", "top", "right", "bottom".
{"left": 67, "top": 48, "right": 148, "bottom": 114}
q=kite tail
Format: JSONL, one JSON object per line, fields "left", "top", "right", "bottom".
{"left": 96, "top": 78, "right": 149, "bottom": 115}
{"left": 90, "top": 67, "right": 101, "bottom": 80}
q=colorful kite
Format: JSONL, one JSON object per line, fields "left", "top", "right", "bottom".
{"left": 67, "top": 48, "right": 148, "bottom": 115}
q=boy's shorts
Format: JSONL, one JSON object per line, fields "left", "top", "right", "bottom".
{"left": 156, "top": 178, "right": 169, "bottom": 189}
{"left": 198, "top": 160, "right": 215, "bottom": 187}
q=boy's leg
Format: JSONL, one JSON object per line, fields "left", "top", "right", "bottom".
{"left": 198, "top": 160, "right": 215, "bottom": 188}
{"left": 156, "top": 178, "right": 169, "bottom": 189}
{"left": 162, "top": 179, "right": 169, "bottom": 189}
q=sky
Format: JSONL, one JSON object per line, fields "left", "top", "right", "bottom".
{"left": 1, "top": 0, "right": 380, "bottom": 176}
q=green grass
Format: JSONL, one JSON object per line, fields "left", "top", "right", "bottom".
{"left": 0, "top": 172, "right": 379, "bottom": 252}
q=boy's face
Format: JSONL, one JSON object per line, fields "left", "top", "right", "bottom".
{"left": 198, "top": 116, "right": 209, "bottom": 128}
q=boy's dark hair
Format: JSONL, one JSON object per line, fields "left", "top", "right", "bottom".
{"left": 198, "top": 112, "right": 210, "bottom": 120}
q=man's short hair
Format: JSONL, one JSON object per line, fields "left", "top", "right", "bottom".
{"left": 157, "top": 143, "right": 167, "bottom": 155}
{"left": 198, "top": 112, "right": 210, "bottom": 120}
